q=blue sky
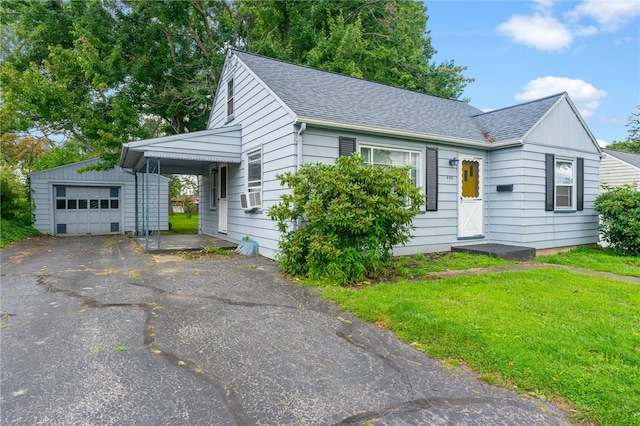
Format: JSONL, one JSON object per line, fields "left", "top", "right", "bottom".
{"left": 425, "top": 0, "right": 640, "bottom": 145}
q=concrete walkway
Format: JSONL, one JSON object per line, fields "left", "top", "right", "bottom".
{"left": 1, "top": 236, "right": 572, "bottom": 425}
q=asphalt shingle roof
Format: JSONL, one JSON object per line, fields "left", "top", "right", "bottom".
{"left": 233, "top": 50, "right": 564, "bottom": 144}
{"left": 603, "top": 148, "right": 640, "bottom": 168}
{"left": 471, "top": 94, "right": 564, "bottom": 142}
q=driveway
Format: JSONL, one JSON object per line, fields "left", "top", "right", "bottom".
{"left": 1, "top": 235, "right": 571, "bottom": 425}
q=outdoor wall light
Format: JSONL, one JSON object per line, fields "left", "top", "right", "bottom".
{"left": 449, "top": 157, "right": 459, "bottom": 166}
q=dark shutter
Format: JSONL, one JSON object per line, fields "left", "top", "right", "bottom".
{"left": 339, "top": 136, "right": 356, "bottom": 157}
{"left": 545, "top": 153, "right": 555, "bottom": 211}
{"left": 426, "top": 147, "right": 438, "bottom": 211}
{"left": 576, "top": 157, "right": 584, "bottom": 211}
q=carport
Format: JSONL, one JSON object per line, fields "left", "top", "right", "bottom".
{"left": 118, "top": 125, "right": 242, "bottom": 250}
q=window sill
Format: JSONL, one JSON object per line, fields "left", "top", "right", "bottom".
{"left": 554, "top": 209, "right": 577, "bottom": 213}
{"left": 225, "top": 115, "right": 235, "bottom": 124}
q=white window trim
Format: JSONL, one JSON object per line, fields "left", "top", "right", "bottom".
{"left": 555, "top": 157, "right": 575, "bottom": 210}
{"left": 226, "top": 78, "right": 234, "bottom": 118}
{"left": 359, "top": 144, "right": 423, "bottom": 188}
{"left": 209, "top": 166, "right": 217, "bottom": 210}
{"left": 359, "top": 143, "right": 424, "bottom": 209}
{"left": 246, "top": 148, "right": 262, "bottom": 194}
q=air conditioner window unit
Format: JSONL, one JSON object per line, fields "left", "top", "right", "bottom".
{"left": 240, "top": 192, "right": 261, "bottom": 210}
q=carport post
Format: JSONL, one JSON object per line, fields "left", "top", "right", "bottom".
{"left": 134, "top": 172, "right": 139, "bottom": 236}
{"left": 157, "top": 159, "right": 161, "bottom": 250}
{"left": 145, "top": 158, "right": 150, "bottom": 251}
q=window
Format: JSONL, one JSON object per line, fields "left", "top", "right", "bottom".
{"left": 360, "top": 145, "right": 421, "bottom": 189}
{"left": 545, "top": 154, "right": 584, "bottom": 212}
{"left": 226, "top": 78, "right": 234, "bottom": 117}
{"left": 247, "top": 150, "right": 262, "bottom": 193}
{"left": 555, "top": 159, "right": 574, "bottom": 209}
{"left": 209, "top": 167, "right": 217, "bottom": 209}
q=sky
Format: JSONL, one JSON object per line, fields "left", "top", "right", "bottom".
{"left": 425, "top": 0, "right": 640, "bottom": 146}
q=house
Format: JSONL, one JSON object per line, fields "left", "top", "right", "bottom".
{"left": 119, "top": 49, "right": 602, "bottom": 258}
{"left": 29, "top": 158, "right": 170, "bottom": 236}
{"left": 600, "top": 148, "right": 640, "bottom": 190}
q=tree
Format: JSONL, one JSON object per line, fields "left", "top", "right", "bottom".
{"left": 606, "top": 106, "right": 640, "bottom": 153}
{"left": 237, "top": 0, "right": 472, "bottom": 99}
{"left": 268, "top": 154, "right": 423, "bottom": 285}
{"left": 1, "top": 0, "right": 473, "bottom": 170}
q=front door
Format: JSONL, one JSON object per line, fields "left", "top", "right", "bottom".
{"left": 458, "top": 157, "right": 483, "bottom": 238}
{"left": 218, "top": 164, "right": 228, "bottom": 233}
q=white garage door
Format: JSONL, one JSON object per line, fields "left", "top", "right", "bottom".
{"left": 53, "top": 186, "right": 122, "bottom": 235}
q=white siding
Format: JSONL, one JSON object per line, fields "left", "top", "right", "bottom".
{"left": 29, "top": 159, "right": 169, "bottom": 235}
{"left": 599, "top": 154, "right": 640, "bottom": 191}
{"left": 484, "top": 100, "right": 601, "bottom": 250}
{"left": 200, "top": 52, "right": 297, "bottom": 259}
{"left": 200, "top": 58, "right": 601, "bottom": 259}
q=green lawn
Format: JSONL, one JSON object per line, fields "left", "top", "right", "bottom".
{"left": 166, "top": 213, "right": 198, "bottom": 234}
{"left": 535, "top": 244, "right": 640, "bottom": 278}
{"left": 318, "top": 249, "right": 640, "bottom": 426}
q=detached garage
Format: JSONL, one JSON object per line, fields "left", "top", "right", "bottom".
{"left": 29, "top": 159, "right": 170, "bottom": 236}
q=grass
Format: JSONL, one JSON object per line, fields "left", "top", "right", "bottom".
{"left": 387, "top": 251, "right": 515, "bottom": 279}
{"left": 0, "top": 219, "right": 41, "bottom": 248}
{"left": 313, "top": 249, "right": 640, "bottom": 426}
{"left": 535, "top": 244, "right": 640, "bottom": 278}
{"left": 166, "top": 213, "right": 198, "bottom": 235}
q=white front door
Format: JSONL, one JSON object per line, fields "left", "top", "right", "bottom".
{"left": 218, "top": 164, "right": 228, "bottom": 233}
{"left": 458, "top": 157, "right": 483, "bottom": 238}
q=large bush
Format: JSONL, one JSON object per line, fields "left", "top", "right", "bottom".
{"left": 268, "top": 154, "right": 423, "bottom": 285}
{"left": 595, "top": 184, "right": 640, "bottom": 256}
{"left": 0, "top": 163, "right": 33, "bottom": 226}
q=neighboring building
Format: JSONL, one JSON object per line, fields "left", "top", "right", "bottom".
{"left": 600, "top": 148, "right": 640, "bottom": 190}
{"left": 29, "top": 159, "right": 170, "bottom": 236}
{"left": 119, "top": 49, "right": 602, "bottom": 258}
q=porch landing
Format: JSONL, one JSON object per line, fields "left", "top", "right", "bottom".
{"left": 134, "top": 234, "right": 237, "bottom": 253}
{"left": 451, "top": 243, "right": 536, "bottom": 261}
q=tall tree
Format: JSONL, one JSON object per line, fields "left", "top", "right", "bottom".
{"left": 606, "top": 106, "right": 640, "bottom": 154}
{"left": 1, "top": 0, "right": 473, "bottom": 169}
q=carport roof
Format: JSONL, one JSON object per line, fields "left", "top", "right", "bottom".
{"left": 119, "top": 125, "right": 242, "bottom": 174}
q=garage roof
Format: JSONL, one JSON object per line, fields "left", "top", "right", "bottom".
{"left": 119, "top": 125, "right": 242, "bottom": 174}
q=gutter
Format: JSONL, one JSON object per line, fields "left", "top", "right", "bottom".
{"left": 295, "top": 116, "right": 524, "bottom": 150}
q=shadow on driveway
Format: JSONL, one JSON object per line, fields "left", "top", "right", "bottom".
{"left": 1, "top": 235, "right": 571, "bottom": 425}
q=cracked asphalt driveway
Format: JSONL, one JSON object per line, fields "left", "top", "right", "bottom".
{"left": 1, "top": 236, "right": 571, "bottom": 425}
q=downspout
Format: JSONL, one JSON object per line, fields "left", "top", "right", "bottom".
{"left": 294, "top": 123, "right": 307, "bottom": 231}
{"left": 296, "top": 122, "right": 306, "bottom": 172}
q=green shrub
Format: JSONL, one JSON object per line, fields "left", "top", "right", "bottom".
{"left": 0, "top": 164, "right": 33, "bottom": 226}
{"left": 594, "top": 184, "right": 640, "bottom": 256}
{"left": 1, "top": 218, "right": 40, "bottom": 248}
{"left": 268, "top": 154, "right": 423, "bottom": 285}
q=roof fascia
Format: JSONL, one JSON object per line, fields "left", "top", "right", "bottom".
{"left": 28, "top": 158, "right": 101, "bottom": 177}
{"left": 521, "top": 93, "right": 602, "bottom": 154}
{"left": 295, "top": 116, "right": 515, "bottom": 149}
{"left": 563, "top": 94, "right": 602, "bottom": 154}
{"left": 232, "top": 51, "right": 297, "bottom": 121}
{"left": 206, "top": 49, "right": 235, "bottom": 128}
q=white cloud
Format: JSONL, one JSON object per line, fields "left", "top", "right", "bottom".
{"left": 515, "top": 76, "right": 607, "bottom": 118}
{"left": 565, "top": 0, "right": 640, "bottom": 32}
{"left": 497, "top": 0, "right": 640, "bottom": 51}
{"left": 497, "top": 13, "right": 573, "bottom": 51}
